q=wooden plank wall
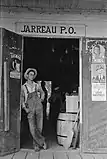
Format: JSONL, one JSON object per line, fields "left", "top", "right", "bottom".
{"left": 1, "top": 0, "right": 107, "bottom": 10}
{"left": 1, "top": 0, "right": 76, "bottom": 8}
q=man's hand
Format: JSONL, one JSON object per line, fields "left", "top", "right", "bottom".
{"left": 41, "top": 98, "right": 44, "bottom": 102}
{"left": 22, "top": 103, "right": 29, "bottom": 113}
{"left": 24, "top": 107, "right": 30, "bottom": 113}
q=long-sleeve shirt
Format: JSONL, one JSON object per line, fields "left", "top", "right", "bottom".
{"left": 20, "top": 81, "right": 44, "bottom": 108}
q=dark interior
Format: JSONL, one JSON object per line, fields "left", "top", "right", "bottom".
{"left": 20, "top": 37, "right": 79, "bottom": 149}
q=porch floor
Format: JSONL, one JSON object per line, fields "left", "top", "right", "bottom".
{"left": 1, "top": 148, "right": 107, "bottom": 159}
{"left": 2, "top": 120, "right": 107, "bottom": 159}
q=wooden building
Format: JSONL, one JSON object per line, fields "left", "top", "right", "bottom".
{"left": 0, "top": 0, "right": 107, "bottom": 156}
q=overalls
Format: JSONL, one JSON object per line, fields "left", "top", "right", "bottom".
{"left": 24, "top": 84, "right": 45, "bottom": 148}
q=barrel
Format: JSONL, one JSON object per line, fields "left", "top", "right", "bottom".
{"left": 57, "top": 112, "right": 77, "bottom": 149}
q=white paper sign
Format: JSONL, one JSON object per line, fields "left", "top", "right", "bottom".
{"left": 92, "top": 83, "right": 106, "bottom": 101}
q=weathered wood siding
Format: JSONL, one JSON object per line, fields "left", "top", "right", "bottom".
{"left": 1, "top": 0, "right": 107, "bottom": 10}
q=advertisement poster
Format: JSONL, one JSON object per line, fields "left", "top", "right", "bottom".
{"left": 91, "top": 64, "right": 106, "bottom": 83}
{"left": 91, "top": 64, "right": 106, "bottom": 101}
{"left": 91, "top": 44, "right": 105, "bottom": 63}
{"left": 10, "top": 53, "right": 21, "bottom": 79}
{"left": 92, "top": 83, "right": 106, "bottom": 101}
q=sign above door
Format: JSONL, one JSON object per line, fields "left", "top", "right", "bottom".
{"left": 15, "top": 22, "right": 86, "bottom": 37}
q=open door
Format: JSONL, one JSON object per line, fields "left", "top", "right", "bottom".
{"left": 0, "top": 28, "right": 23, "bottom": 156}
{"left": 82, "top": 38, "right": 107, "bottom": 153}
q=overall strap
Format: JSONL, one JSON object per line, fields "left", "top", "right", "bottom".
{"left": 24, "top": 84, "right": 29, "bottom": 94}
{"left": 35, "top": 83, "right": 39, "bottom": 92}
{"left": 35, "top": 83, "right": 41, "bottom": 97}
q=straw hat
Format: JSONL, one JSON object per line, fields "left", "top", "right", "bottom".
{"left": 24, "top": 68, "right": 37, "bottom": 80}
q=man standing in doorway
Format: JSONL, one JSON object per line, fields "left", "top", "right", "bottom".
{"left": 20, "top": 68, "right": 47, "bottom": 151}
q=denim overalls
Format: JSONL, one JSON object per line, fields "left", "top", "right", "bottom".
{"left": 24, "top": 84, "right": 45, "bottom": 148}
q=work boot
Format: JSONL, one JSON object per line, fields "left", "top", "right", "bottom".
{"left": 42, "top": 142, "right": 47, "bottom": 150}
{"left": 34, "top": 146, "right": 41, "bottom": 152}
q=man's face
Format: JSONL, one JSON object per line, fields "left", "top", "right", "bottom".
{"left": 28, "top": 71, "right": 35, "bottom": 81}
{"left": 94, "top": 46, "right": 100, "bottom": 55}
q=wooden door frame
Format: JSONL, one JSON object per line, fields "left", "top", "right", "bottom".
{"left": 20, "top": 36, "right": 24, "bottom": 122}
{"left": 20, "top": 34, "right": 83, "bottom": 150}
{"left": 79, "top": 37, "right": 83, "bottom": 152}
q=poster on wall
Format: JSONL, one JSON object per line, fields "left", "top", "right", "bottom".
{"left": 91, "top": 64, "right": 106, "bottom": 83}
{"left": 86, "top": 40, "right": 107, "bottom": 101}
{"left": 86, "top": 40, "right": 106, "bottom": 63}
{"left": 91, "top": 44, "right": 105, "bottom": 63}
{"left": 92, "top": 83, "right": 106, "bottom": 101}
{"left": 91, "top": 64, "right": 106, "bottom": 101}
{"left": 10, "top": 53, "right": 21, "bottom": 79}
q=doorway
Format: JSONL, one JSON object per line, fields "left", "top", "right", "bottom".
{"left": 20, "top": 36, "right": 80, "bottom": 149}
